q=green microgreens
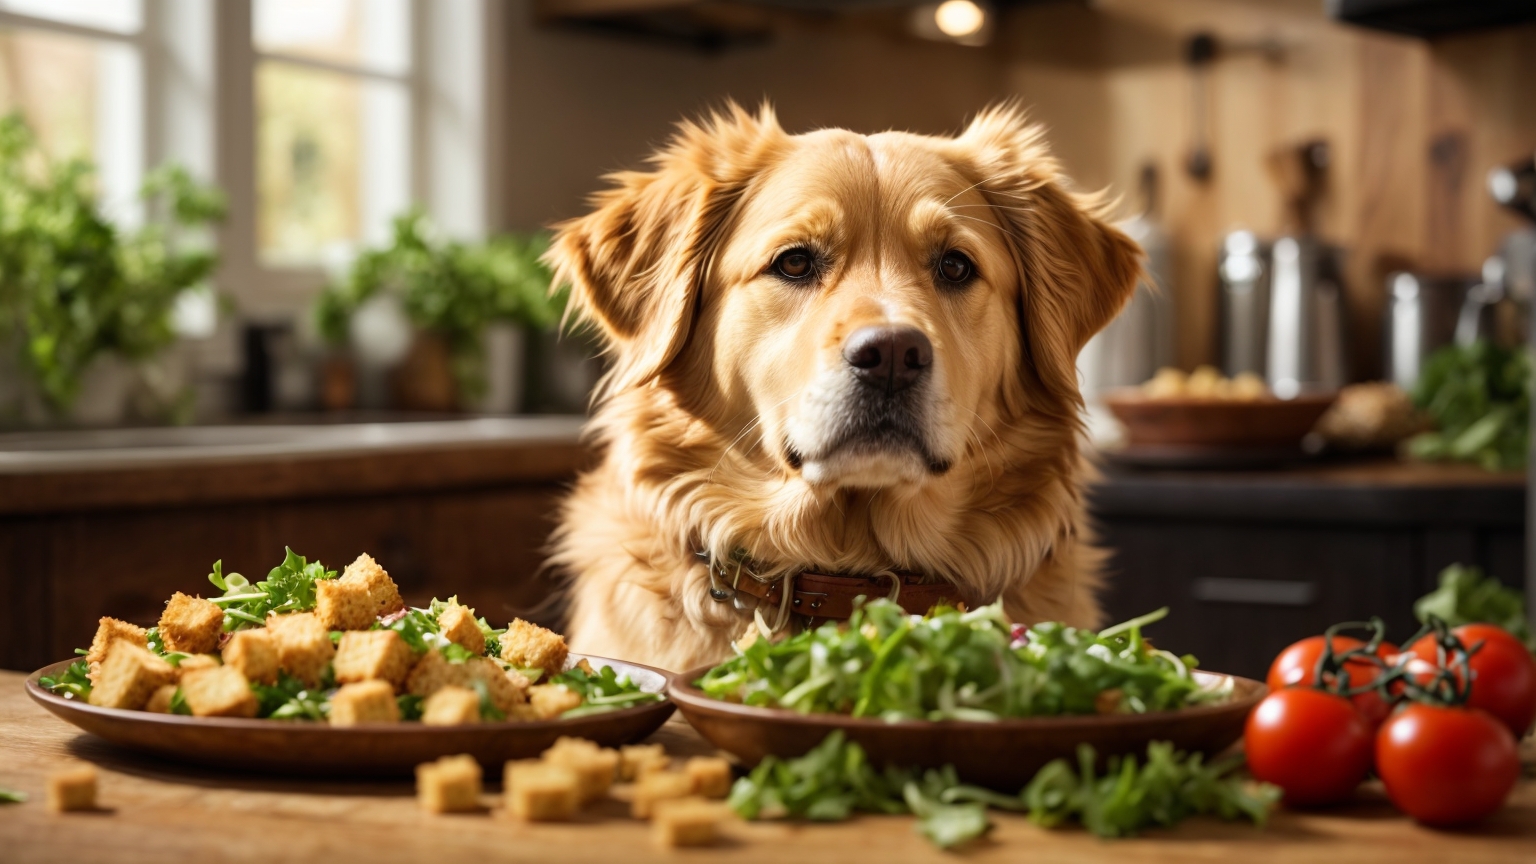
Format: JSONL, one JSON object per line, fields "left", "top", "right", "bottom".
{"left": 39, "top": 659, "right": 92, "bottom": 700}
{"left": 209, "top": 549, "right": 337, "bottom": 631}
{"left": 252, "top": 672, "right": 331, "bottom": 721}
{"left": 697, "top": 600, "right": 1219, "bottom": 720}
{"left": 397, "top": 694, "right": 424, "bottom": 721}
{"left": 551, "top": 664, "right": 663, "bottom": 718}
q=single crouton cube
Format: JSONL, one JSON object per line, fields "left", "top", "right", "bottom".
{"left": 421, "top": 686, "right": 481, "bottom": 726}
{"left": 407, "top": 651, "right": 525, "bottom": 714}
{"left": 620, "top": 744, "right": 670, "bottom": 781}
{"left": 498, "top": 619, "right": 568, "bottom": 678}
{"left": 684, "top": 756, "right": 733, "bottom": 799}
{"left": 652, "top": 797, "right": 729, "bottom": 848}
{"left": 542, "top": 737, "right": 618, "bottom": 803}
{"left": 158, "top": 592, "right": 225, "bottom": 655}
{"left": 330, "top": 680, "right": 400, "bottom": 725}
{"left": 144, "top": 684, "right": 178, "bottom": 714}
{"left": 574, "top": 658, "right": 597, "bottom": 675}
{"left": 174, "top": 654, "right": 220, "bottom": 680}
{"left": 181, "top": 666, "right": 257, "bottom": 718}
{"left": 223, "top": 629, "right": 279, "bottom": 685}
{"left": 265, "top": 612, "right": 335, "bottom": 687}
{"left": 88, "top": 642, "right": 177, "bottom": 710}
{"left": 503, "top": 760, "right": 578, "bottom": 821}
{"left": 85, "top": 617, "right": 148, "bottom": 670}
{"left": 416, "top": 754, "right": 482, "bottom": 813}
{"left": 632, "top": 770, "right": 694, "bottom": 819}
{"left": 334, "top": 630, "right": 414, "bottom": 690}
{"left": 46, "top": 765, "right": 98, "bottom": 813}
{"left": 340, "top": 553, "right": 406, "bottom": 618}
{"left": 315, "top": 578, "right": 376, "bottom": 631}
{"left": 437, "top": 603, "right": 486, "bottom": 656}
{"left": 521, "top": 684, "right": 582, "bottom": 720}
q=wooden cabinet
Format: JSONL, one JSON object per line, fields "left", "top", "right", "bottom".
{"left": 1091, "top": 460, "right": 1525, "bottom": 680}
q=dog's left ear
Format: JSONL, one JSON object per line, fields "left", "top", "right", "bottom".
{"left": 544, "top": 103, "right": 786, "bottom": 395}
{"left": 956, "top": 106, "right": 1144, "bottom": 409}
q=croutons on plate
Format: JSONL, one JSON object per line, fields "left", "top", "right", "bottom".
{"left": 223, "top": 628, "right": 279, "bottom": 685}
{"left": 421, "top": 685, "right": 481, "bottom": 726}
{"left": 181, "top": 666, "right": 257, "bottom": 718}
{"left": 158, "top": 592, "right": 225, "bottom": 655}
{"left": 407, "top": 651, "right": 526, "bottom": 714}
{"left": 436, "top": 602, "right": 486, "bottom": 656}
{"left": 85, "top": 617, "right": 147, "bottom": 672}
{"left": 265, "top": 612, "right": 335, "bottom": 688}
{"left": 518, "top": 684, "right": 582, "bottom": 721}
{"left": 329, "top": 680, "right": 400, "bottom": 725}
{"left": 499, "top": 619, "right": 568, "bottom": 679}
{"left": 333, "top": 630, "right": 414, "bottom": 690}
{"left": 88, "top": 642, "right": 177, "bottom": 710}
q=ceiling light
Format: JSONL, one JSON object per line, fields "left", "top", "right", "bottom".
{"left": 934, "top": 0, "right": 985, "bottom": 38}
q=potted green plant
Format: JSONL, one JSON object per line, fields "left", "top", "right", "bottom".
{"left": 314, "top": 210, "right": 562, "bottom": 412}
{"left": 0, "top": 113, "right": 226, "bottom": 426}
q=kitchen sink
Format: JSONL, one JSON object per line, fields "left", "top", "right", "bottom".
{"left": 0, "top": 416, "right": 585, "bottom": 472}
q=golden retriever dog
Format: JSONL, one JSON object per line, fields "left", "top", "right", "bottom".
{"left": 544, "top": 103, "right": 1141, "bottom": 672}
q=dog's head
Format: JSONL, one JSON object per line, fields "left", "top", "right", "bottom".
{"left": 548, "top": 104, "right": 1140, "bottom": 492}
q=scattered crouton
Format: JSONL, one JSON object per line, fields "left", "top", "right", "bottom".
{"left": 652, "top": 797, "right": 730, "bottom": 848}
{"left": 407, "top": 651, "right": 525, "bottom": 714}
{"left": 265, "top": 612, "right": 335, "bottom": 688}
{"left": 85, "top": 617, "right": 147, "bottom": 672}
{"left": 223, "top": 629, "right": 279, "bottom": 685}
{"left": 144, "top": 685, "right": 178, "bottom": 714}
{"left": 620, "top": 744, "right": 670, "bottom": 781}
{"left": 684, "top": 756, "right": 733, "bottom": 799}
{"left": 88, "top": 642, "right": 177, "bottom": 710}
{"left": 542, "top": 737, "right": 618, "bottom": 804}
{"left": 339, "top": 553, "right": 406, "bottom": 619}
{"left": 436, "top": 602, "right": 486, "bottom": 656}
{"left": 181, "top": 666, "right": 257, "bottom": 718}
{"left": 574, "top": 658, "right": 596, "bottom": 676}
{"left": 329, "top": 680, "right": 400, "bottom": 725}
{"left": 519, "top": 684, "right": 582, "bottom": 720}
{"left": 158, "top": 592, "right": 225, "bottom": 655}
{"left": 416, "top": 754, "right": 482, "bottom": 813}
{"left": 46, "top": 765, "right": 98, "bottom": 812}
{"left": 333, "top": 630, "right": 414, "bottom": 690}
{"left": 632, "top": 770, "right": 694, "bottom": 819}
{"left": 499, "top": 619, "right": 568, "bottom": 678}
{"left": 315, "top": 578, "right": 376, "bottom": 631}
{"left": 504, "top": 760, "right": 578, "bottom": 821}
{"left": 174, "top": 654, "right": 220, "bottom": 680}
{"left": 421, "top": 686, "right": 481, "bottom": 726}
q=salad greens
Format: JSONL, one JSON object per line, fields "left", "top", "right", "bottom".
{"left": 208, "top": 549, "right": 337, "bottom": 630}
{"left": 729, "top": 732, "right": 1277, "bottom": 849}
{"left": 697, "top": 600, "right": 1225, "bottom": 720}
{"left": 552, "top": 664, "right": 665, "bottom": 718}
{"left": 252, "top": 672, "right": 332, "bottom": 721}
{"left": 382, "top": 597, "right": 507, "bottom": 658}
{"left": 38, "top": 659, "right": 92, "bottom": 701}
{"left": 1415, "top": 563, "right": 1533, "bottom": 652}
{"left": 0, "top": 788, "right": 26, "bottom": 804}
{"left": 1408, "top": 339, "right": 1529, "bottom": 471}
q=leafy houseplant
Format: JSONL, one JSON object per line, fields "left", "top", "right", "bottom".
{"left": 0, "top": 112, "right": 226, "bottom": 419}
{"left": 315, "top": 210, "right": 563, "bottom": 406}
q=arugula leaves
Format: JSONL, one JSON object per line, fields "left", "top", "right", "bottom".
{"left": 550, "top": 664, "right": 663, "bottom": 718}
{"left": 698, "top": 600, "right": 1220, "bottom": 720}
{"left": 209, "top": 549, "right": 337, "bottom": 631}
{"left": 1415, "top": 563, "right": 1533, "bottom": 651}
{"left": 730, "top": 733, "right": 1278, "bottom": 849}
{"left": 39, "top": 659, "right": 92, "bottom": 700}
{"left": 251, "top": 672, "right": 330, "bottom": 721}
{"left": 1408, "top": 340, "right": 1529, "bottom": 471}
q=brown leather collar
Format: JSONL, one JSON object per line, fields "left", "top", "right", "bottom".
{"left": 697, "top": 550, "right": 967, "bottom": 621}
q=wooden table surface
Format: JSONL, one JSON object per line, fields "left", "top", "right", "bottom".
{"left": 2, "top": 670, "right": 1533, "bottom": 864}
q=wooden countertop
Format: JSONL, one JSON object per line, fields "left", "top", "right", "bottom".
{"left": 2, "top": 671, "right": 1533, "bottom": 863}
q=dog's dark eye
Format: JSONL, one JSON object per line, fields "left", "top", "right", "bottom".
{"left": 937, "top": 251, "right": 975, "bottom": 285}
{"left": 772, "top": 248, "right": 816, "bottom": 282}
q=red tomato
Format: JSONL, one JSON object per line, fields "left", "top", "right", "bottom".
{"left": 1245, "top": 688, "right": 1373, "bottom": 806}
{"left": 1408, "top": 624, "right": 1536, "bottom": 738}
{"left": 1267, "top": 635, "right": 1399, "bottom": 728}
{"left": 1376, "top": 703, "right": 1520, "bottom": 826}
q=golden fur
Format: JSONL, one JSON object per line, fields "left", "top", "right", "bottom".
{"left": 544, "top": 104, "right": 1142, "bottom": 672}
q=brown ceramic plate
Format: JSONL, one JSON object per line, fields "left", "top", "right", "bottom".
{"left": 1103, "top": 388, "right": 1336, "bottom": 450}
{"left": 668, "top": 667, "right": 1264, "bottom": 791}
{"left": 25, "top": 654, "right": 674, "bottom": 777}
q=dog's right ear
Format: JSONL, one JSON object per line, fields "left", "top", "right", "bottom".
{"left": 544, "top": 103, "right": 785, "bottom": 395}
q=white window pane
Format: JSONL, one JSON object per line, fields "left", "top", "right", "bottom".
{"left": 256, "top": 61, "right": 409, "bottom": 267}
{"left": 0, "top": 0, "right": 141, "bottom": 34}
{"left": 254, "top": 0, "right": 409, "bottom": 76}
{"left": 0, "top": 28, "right": 143, "bottom": 218}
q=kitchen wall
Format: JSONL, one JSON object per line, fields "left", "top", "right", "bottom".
{"left": 492, "top": 0, "right": 1536, "bottom": 382}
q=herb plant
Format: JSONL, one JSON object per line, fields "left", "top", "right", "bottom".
{"left": 696, "top": 600, "right": 1226, "bottom": 720}
{"left": 1408, "top": 340, "right": 1529, "bottom": 471}
{"left": 314, "top": 210, "right": 563, "bottom": 403}
{"left": 0, "top": 112, "right": 226, "bottom": 415}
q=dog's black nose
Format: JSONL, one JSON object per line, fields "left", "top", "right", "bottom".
{"left": 843, "top": 326, "right": 933, "bottom": 393}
